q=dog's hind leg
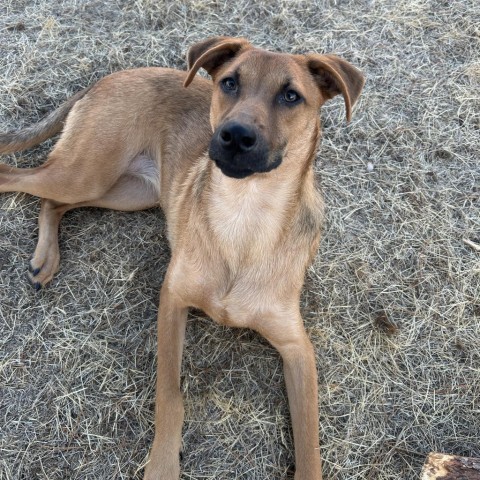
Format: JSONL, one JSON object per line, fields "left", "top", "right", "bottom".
{"left": 0, "top": 158, "right": 111, "bottom": 204}
{"left": 28, "top": 199, "right": 66, "bottom": 290}
{"left": 0, "top": 163, "right": 43, "bottom": 192}
{"left": 28, "top": 169, "right": 160, "bottom": 288}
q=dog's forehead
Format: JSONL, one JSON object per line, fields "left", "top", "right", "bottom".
{"left": 229, "top": 49, "right": 309, "bottom": 89}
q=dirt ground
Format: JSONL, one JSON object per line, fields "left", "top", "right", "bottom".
{"left": 0, "top": 1, "right": 479, "bottom": 479}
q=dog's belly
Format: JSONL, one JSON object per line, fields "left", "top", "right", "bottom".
{"left": 127, "top": 153, "right": 160, "bottom": 194}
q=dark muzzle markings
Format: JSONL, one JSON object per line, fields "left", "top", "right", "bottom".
{"left": 208, "top": 120, "right": 273, "bottom": 179}
{"left": 207, "top": 56, "right": 292, "bottom": 179}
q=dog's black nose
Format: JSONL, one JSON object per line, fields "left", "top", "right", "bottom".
{"left": 219, "top": 122, "right": 257, "bottom": 153}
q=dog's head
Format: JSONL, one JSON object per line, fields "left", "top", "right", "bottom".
{"left": 184, "top": 37, "right": 365, "bottom": 179}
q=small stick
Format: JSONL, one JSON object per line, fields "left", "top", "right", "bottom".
{"left": 463, "top": 238, "right": 480, "bottom": 252}
{"left": 420, "top": 452, "right": 480, "bottom": 479}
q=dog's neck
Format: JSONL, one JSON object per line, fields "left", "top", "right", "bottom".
{"left": 204, "top": 153, "right": 314, "bottom": 268}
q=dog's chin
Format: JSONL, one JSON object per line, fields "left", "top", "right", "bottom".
{"left": 217, "top": 164, "right": 255, "bottom": 179}
{"left": 211, "top": 153, "right": 284, "bottom": 180}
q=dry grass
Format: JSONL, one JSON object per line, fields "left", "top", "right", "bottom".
{"left": 0, "top": 1, "right": 479, "bottom": 479}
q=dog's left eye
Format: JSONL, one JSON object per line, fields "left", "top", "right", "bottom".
{"left": 283, "top": 89, "right": 301, "bottom": 103}
{"left": 221, "top": 77, "right": 237, "bottom": 92}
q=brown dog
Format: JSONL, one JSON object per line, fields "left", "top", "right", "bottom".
{"left": 0, "top": 37, "right": 364, "bottom": 479}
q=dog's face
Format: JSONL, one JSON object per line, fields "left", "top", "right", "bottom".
{"left": 184, "top": 37, "right": 364, "bottom": 179}
{"left": 207, "top": 50, "right": 323, "bottom": 179}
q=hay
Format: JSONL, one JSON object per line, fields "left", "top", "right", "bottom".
{"left": 0, "top": 1, "right": 479, "bottom": 479}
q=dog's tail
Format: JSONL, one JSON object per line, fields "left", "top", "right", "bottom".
{"left": 0, "top": 85, "right": 92, "bottom": 155}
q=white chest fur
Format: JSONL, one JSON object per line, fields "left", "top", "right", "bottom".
{"left": 207, "top": 171, "right": 293, "bottom": 269}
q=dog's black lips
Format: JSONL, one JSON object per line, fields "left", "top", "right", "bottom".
{"left": 211, "top": 151, "right": 284, "bottom": 179}
{"left": 215, "top": 161, "right": 255, "bottom": 179}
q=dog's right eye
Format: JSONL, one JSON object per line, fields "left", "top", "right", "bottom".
{"left": 221, "top": 77, "right": 237, "bottom": 93}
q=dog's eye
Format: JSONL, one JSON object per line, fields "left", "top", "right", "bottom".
{"left": 284, "top": 89, "right": 301, "bottom": 103}
{"left": 221, "top": 77, "right": 237, "bottom": 92}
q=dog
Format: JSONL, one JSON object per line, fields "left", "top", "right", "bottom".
{"left": 0, "top": 37, "right": 364, "bottom": 479}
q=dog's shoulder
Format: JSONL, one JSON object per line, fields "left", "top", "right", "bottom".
{"left": 290, "top": 181, "right": 324, "bottom": 265}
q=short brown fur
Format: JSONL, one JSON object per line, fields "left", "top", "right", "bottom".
{"left": 0, "top": 37, "right": 364, "bottom": 479}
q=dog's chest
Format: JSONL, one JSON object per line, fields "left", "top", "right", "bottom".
{"left": 172, "top": 258, "right": 279, "bottom": 328}
{"left": 168, "top": 172, "right": 309, "bottom": 327}
{"left": 170, "top": 238, "right": 296, "bottom": 329}
{"left": 206, "top": 178, "right": 288, "bottom": 264}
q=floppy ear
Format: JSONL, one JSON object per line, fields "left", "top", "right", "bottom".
{"left": 306, "top": 54, "right": 365, "bottom": 122}
{"left": 184, "top": 37, "right": 252, "bottom": 88}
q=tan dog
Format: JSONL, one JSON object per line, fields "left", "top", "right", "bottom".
{"left": 0, "top": 37, "right": 364, "bottom": 479}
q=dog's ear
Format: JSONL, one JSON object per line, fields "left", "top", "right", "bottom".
{"left": 184, "top": 37, "right": 252, "bottom": 88}
{"left": 305, "top": 54, "right": 365, "bottom": 122}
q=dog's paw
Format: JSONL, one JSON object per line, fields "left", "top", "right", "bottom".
{"left": 28, "top": 262, "right": 42, "bottom": 277}
{"left": 27, "top": 271, "right": 43, "bottom": 291}
{"left": 28, "top": 251, "right": 59, "bottom": 290}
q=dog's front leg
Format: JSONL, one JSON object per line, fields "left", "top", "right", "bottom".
{"left": 144, "top": 278, "right": 187, "bottom": 480}
{"left": 256, "top": 314, "right": 323, "bottom": 480}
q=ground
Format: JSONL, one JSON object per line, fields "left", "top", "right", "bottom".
{"left": 0, "top": 1, "right": 479, "bottom": 479}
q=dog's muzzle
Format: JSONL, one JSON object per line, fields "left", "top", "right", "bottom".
{"left": 209, "top": 121, "right": 282, "bottom": 179}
